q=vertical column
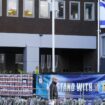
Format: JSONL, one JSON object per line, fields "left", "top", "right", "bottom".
{"left": 24, "top": 46, "right": 39, "bottom": 73}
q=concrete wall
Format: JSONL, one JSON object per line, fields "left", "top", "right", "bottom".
{"left": 0, "top": 33, "right": 96, "bottom": 49}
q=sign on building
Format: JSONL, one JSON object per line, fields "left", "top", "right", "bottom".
{"left": 36, "top": 74, "right": 105, "bottom": 100}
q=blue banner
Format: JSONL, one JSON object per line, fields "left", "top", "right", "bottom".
{"left": 36, "top": 74, "right": 105, "bottom": 100}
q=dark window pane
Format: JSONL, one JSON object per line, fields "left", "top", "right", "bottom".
{"left": 86, "top": 4, "right": 92, "bottom": 19}
{"left": 58, "top": 2, "right": 64, "bottom": 18}
{"left": 70, "top": 2, "right": 79, "bottom": 20}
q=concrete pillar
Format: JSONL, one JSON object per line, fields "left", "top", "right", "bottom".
{"left": 24, "top": 46, "right": 39, "bottom": 73}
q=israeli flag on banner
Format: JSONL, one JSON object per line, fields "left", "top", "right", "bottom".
{"left": 100, "top": 0, "right": 105, "bottom": 28}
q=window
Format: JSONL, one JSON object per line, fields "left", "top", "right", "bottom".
{"left": 39, "top": 0, "right": 50, "bottom": 18}
{"left": 0, "top": 54, "right": 5, "bottom": 71}
{"left": 55, "top": 0, "right": 65, "bottom": 19}
{"left": 23, "top": 0, "right": 35, "bottom": 17}
{"left": 102, "top": 36, "right": 105, "bottom": 57}
{"left": 55, "top": 55, "right": 59, "bottom": 69}
{"left": 7, "top": 0, "right": 18, "bottom": 17}
{"left": 84, "top": 2, "right": 95, "bottom": 21}
{"left": 41, "top": 55, "right": 45, "bottom": 70}
{"left": 0, "top": 54, "right": 5, "bottom": 63}
{"left": 15, "top": 54, "right": 23, "bottom": 64}
{"left": 69, "top": 1, "right": 80, "bottom": 20}
{"left": 0, "top": 0, "right": 2, "bottom": 16}
{"left": 47, "top": 55, "right": 51, "bottom": 70}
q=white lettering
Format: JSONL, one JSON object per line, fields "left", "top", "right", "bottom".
{"left": 77, "top": 83, "right": 83, "bottom": 91}
{"left": 71, "top": 83, "right": 75, "bottom": 91}
{"left": 89, "top": 83, "right": 93, "bottom": 91}
{"left": 85, "top": 83, "right": 88, "bottom": 91}
{"left": 66, "top": 83, "right": 71, "bottom": 92}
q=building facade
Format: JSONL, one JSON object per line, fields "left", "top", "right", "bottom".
{"left": 0, "top": 0, "right": 97, "bottom": 73}
{"left": 99, "top": 0, "right": 105, "bottom": 72}
{"left": 100, "top": 28, "right": 105, "bottom": 72}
